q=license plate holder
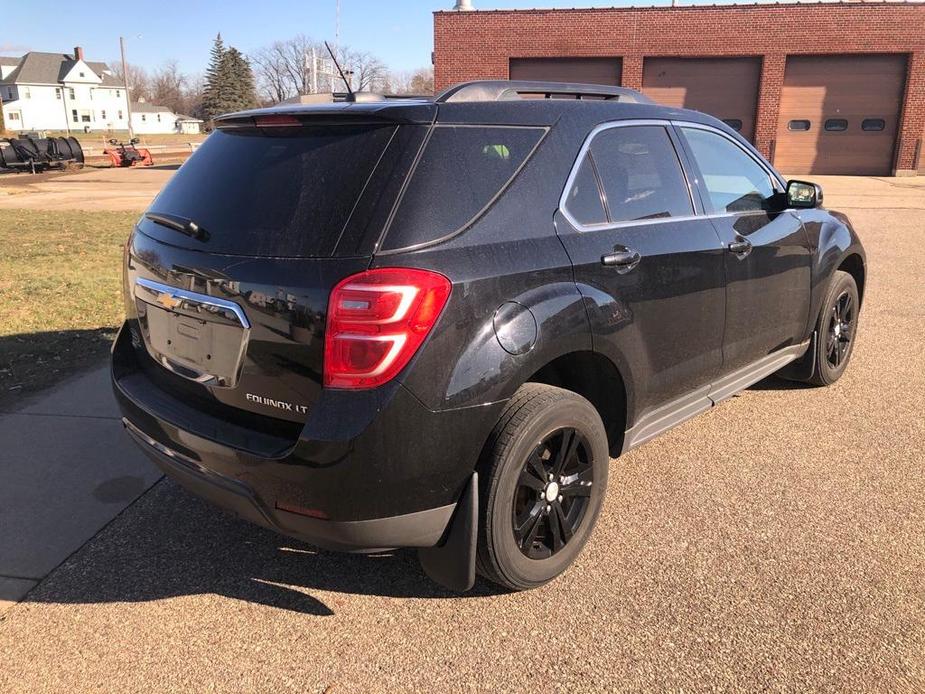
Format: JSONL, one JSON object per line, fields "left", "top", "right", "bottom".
{"left": 135, "top": 279, "right": 250, "bottom": 388}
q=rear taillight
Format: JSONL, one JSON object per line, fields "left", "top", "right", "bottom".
{"left": 324, "top": 267, "right": 452, "bottom": 389}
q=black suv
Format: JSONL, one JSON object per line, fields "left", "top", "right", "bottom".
{"left": 113, "top": 81, "right": 866, "bottom": 592}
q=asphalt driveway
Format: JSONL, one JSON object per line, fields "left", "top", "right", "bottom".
{"left": 0, "top": 176, "right": 923, "bottom": 692}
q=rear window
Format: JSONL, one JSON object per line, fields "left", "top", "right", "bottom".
{"left": 381, "top": 125, "right": 545, "bottom": 251}
{"left": 141, "top": 125, "right": 396, "bottom": 257}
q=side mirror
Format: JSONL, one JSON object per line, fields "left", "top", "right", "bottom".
{"left": 130, "top": 137, "right": 140, "bottom": 145}
{"left": 787, "top": 180, "right": 823, "bottom": 209}
{"left": 108, "top": 138, "right": 118, "bottom": 145}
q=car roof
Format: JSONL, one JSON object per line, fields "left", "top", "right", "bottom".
{"left": 216, "top": 80, "right": 732, "bottom": 137}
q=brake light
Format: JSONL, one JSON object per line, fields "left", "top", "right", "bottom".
{"left": 254, "top": 114, "right": 301, "bottom": 127}
{"left": 324, "top": 268, "right": 452, "bottom": 389}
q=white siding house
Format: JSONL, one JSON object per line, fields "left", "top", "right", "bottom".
{"left": 0, "top": 47, "right": 130, "bottom": 132}
{"left": 130, "top": 101, "right": 176, "bottom": 134}
{"left": 130, "top": 101, "right": 203, "bottom": 135}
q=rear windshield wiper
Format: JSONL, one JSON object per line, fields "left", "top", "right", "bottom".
{"left": 144, "top": 212, "right": 210, "bottom": 242}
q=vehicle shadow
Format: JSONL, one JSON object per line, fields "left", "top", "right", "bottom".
{"left": 0, "top": 327, "right": 116, "bottom": 411}
{"left": 24, "top": 479, "right": 504, "bottom": 616}
{"left": 747, "top": 374, "right": 814, "bottom": 391}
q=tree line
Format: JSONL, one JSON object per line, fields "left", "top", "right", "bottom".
{"left": 111, "top": 33, "right": 433, "bottom": 122}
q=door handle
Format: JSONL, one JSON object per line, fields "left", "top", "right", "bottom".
{"left": 728, "top": 238, "right": 753, "bottom": 257}
{"left": 601, "top": 249, "right": 641, "bottom": 273}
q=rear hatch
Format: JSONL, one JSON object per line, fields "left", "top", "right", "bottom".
{"left": 124, "top": 104, "right": 433, "bottom": 429}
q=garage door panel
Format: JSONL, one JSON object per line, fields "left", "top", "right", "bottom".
{"left": 509, "top": 58, "right": 621, "bottom": 86}
{"left": 775, "top": 55, "right": 906, "bottom": 175}
{"left": 642, "top": 58, "right": 760, "bottom": 142}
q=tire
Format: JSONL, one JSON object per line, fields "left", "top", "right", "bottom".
{"left": 807, "top": 270, "right": 860, "bottom": 386}
{"left": 476, "top": 383, "right": 609, "bottom": 591}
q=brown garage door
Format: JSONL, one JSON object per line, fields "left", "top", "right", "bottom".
{"left": 509, "top": 58, "right": 621, "bottom": 86}
{"left": 775, "top": 54, "right": 907, "bottom": 176}
{"left": 642, "top": 58, "right": 761, "bottom": 142}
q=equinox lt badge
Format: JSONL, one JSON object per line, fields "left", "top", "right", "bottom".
{"left": 246, "top": 393, "right": 308, "bottom": 414}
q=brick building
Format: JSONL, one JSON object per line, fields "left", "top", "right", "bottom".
{"left": 433, "top": 2, "right": 925, "bottom": 176}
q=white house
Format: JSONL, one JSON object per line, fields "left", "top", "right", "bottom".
{"left": 130, "top": 100, "right": 202, "bottom": 135}
{"left": 1, "top": 47, "right": 130, "bottom": 132}
{"left": 131, "top": 100, "right": 176, "bottom": 134}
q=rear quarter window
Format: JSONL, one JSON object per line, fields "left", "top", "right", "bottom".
{"left": 381, "top": 125, "right": 545, "bottom": 251}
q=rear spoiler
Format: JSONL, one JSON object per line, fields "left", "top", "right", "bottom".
{"left": 214, "top": 100, "right": 436, "bottom": 129}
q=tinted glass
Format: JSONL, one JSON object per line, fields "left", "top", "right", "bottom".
{"left": 824, "top": 119, "right": 848, "bottom": 132}
{"left": 682, "top": 127, "right": 776, "bottom": 214}
{"left": 384, "top": 126, "right": 544, "bottom": 250}
{"left": 590, "top": 125, "right": 693, "bottom": 223}
{"left": 143, "top": 125, "right": 396, "bottom": 257}
{"left": 862, "top": 118, "right": 885, "bottom": 132}
{"left": 722, "top": 119, "right": 743, "bottom": 132}
{"left": 565, "top": 154, "right": 607, "bottom": 226}
{"left": 788, "top": 120, "right": 811, "bottom": 132}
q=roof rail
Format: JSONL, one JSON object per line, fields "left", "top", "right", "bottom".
{"left": 435, "top": 80, "right": 654, "bottom": 104}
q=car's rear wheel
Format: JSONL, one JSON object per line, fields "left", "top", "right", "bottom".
{"left": 476, "top": 383, "right": 609, "bottom": 591}
{"left": 807, "top": 270, "right": 860, "bottom": 386}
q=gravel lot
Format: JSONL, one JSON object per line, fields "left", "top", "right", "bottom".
{"left": 1, "top": 176, "right": 923, "bottom": 692}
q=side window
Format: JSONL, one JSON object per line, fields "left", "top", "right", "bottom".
{"left": 564, "top": 154, "right": 607, "bottom": 226}
{"left": 590, "top": 125, "right": 693, "bottom": 222}
{"left": 681, "top": 127, "right": 776, "bottom": 214}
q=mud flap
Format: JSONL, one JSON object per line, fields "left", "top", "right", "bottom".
{"left": 418, "top": 472, "right": 477, "bottom": 592}
{"left": 777, "top": 331, "right": 817, "bottom": 382}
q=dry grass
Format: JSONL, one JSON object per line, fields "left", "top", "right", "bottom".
{"left": 0, "top": 209, "right": 135, "bottom": 405}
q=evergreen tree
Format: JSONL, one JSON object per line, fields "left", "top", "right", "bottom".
{"left": 221, "top": 47, "right": 258, "bottom": 112}
{"left": 202, "top": 35, "right": 257, "bottom": 119}
{"left": 201, "top": 33, "right": 227, "bottom": 121}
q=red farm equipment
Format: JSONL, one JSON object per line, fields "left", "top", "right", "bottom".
{"left": 104, "top": 138, "right": 154, "bottom": 167}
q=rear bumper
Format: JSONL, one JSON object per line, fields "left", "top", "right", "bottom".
{"left": 112, "top": 322, "right": 503, "bottom": 551}
{"left": 124, "top": 417, "right": 455, "bottom": 551}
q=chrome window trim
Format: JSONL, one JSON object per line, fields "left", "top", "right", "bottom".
{"left": 558, "top": 119, "right": 701, "bottom": 233}
{"left": 135, "top": 277, "right": 251, "bottom": 329}
{"left": 672, "top": 120, "right": 786, "bottom": 194}
{"left": 558, "top": 118, "right": 788, "bottom": 233}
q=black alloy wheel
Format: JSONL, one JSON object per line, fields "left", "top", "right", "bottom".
{"left": 512, "top": 427, "right": 593, "bottom": 559}
{"left": 806, "top": 270, "right": 860, "bottom": 386}
{"left": 476, "top": 383, "right": 609, "bottom": 591}
{"left": 826, "top": 289, "right": 855, "bottom": 369}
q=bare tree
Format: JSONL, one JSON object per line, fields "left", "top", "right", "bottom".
{"left": 251, "top": 42, "right": 293, "bottom": 103}
{"left": 109, "top": 61, "right": 152, "bottom": 102}
{"left": 339, "top": 48, "right": 388, "bottom": 92}
{"left": 250, "top": 35, "right": 391, "bottom": 102}
{"left": 387, "top": 67, "right": 434, "bottom": 95}
{"left": 184, "top": 72, "right": 206, "bottom": 117}
{"left": 151, "top": 60, "right": 187, "bottom": 115}
{"left": 251, "top": 34, "right": 317, "bottom": 102}
{"left": 407, "top": 67, "right": 434, "bottom": 95}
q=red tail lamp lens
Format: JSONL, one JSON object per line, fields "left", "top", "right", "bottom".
{"left": 254, "top": 114, "right": 301, "bottom": 127}
{"left": 324, "top": 268, "right": 452, "bottom": 389}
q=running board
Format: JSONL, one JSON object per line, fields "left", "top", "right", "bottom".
{"left": 621, "top": 341, "right": 810, "bottom": 454}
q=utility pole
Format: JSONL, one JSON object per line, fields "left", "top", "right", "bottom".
{"left": 120, "top": 36, "right": 134, "bottom": 139}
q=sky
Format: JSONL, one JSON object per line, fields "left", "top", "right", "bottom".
{"left": 3, "top": 0, "right": 786, "bottom": 76}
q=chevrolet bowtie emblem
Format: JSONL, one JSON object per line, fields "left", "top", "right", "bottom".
{"left": 156, "top": 291, "right": 182, "bottom": 311}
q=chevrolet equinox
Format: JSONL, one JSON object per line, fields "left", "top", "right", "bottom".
{"left": 113, "top": 81, "right": 866, "bottom": 591}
